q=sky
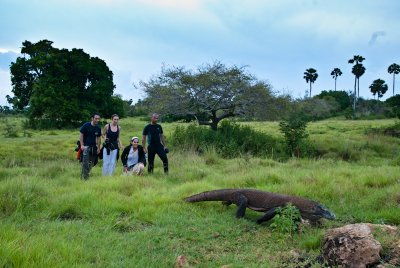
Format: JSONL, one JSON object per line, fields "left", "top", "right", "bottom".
{"left": 1, "top": 0, "right": 400, "bottom": 106}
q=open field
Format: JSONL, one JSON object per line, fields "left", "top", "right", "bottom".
{"left": 0, "top": 117, "right": 399, "bottom": 267}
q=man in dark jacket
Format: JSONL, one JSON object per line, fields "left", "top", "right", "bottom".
{"left": 121, "top": 137, "right": 146, "bottom": 175}
{"left": 79, "top": 113, "right": 101, "bottom": 180}
{"left": 142, "top": 113, "right": 168, "bottom": 174}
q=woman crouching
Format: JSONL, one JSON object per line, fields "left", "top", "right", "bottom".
{"left": 121, "top": 137, "right": 146, "bottom": 175}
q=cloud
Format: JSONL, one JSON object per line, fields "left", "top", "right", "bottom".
{"left": 368, "top": 31, "right": 386, "bottom": 46}
{"left": 0, "top": 50, "right": 19, "bottom": 70}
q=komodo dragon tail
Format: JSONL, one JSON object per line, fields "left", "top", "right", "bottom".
{"left": 184, "top": 189, "right": 238, "bottom": 202}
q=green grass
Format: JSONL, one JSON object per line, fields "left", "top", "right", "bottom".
{"left": 0, "top": 117, "right": 399, "bottom": 267}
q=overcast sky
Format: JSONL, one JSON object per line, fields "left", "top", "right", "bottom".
{"left": 1, "top": 0, "right": 400, "bottom": 106}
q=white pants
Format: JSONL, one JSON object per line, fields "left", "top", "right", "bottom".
{"left": 102, "top": 148, "right": 118, "bottom": 176}
{"left": 124, "top": 163, "right": 145, "bottom": 176}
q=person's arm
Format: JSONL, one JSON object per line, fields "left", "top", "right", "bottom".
{"left": 161, "top": 134, "right": 167, "bottom": 148}
{"left": 121, "top": 147, "right": 128, "bottom": 172}
{"left": 142, "top": 135, "right": 147, "bottom": 153}
{"left": 96, "top": 135, "right": 101, "bottom": 154}
{"left": 117, "top": 126, "right": 123, "bottom": 149}
{"left": 79, "top": 132, "right": 85, "bottom": 151}
{"left": 102, "top": 124, "right": 108, "bottom": 140}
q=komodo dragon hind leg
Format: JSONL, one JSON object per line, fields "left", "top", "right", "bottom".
{"left": 235, "top": 194, "right": 248, "bottom": 218}
{"left": 222, "top": 201, "right": 232, "bottom": 206}
{"left": 256, "top": 207, "right": 279, "bottom": 224}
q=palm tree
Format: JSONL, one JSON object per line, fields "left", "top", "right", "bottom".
{"left": 369, "top": 79, "right": 388, "bottom": 99}
{"left": 388, "top": 63, "right": 400, "bottom": 96}
{"left": 348, "top": 55, "right": 365, "bottom": 115}
{"left": 303, "top": 68, "right": 318, "bottom": 98}
{"left": 352, "top": 63, "right": 366, "bottom": 98}
{"left": 348, "top": 55, "right": 366, "bottom": 98}
{"left": 330, "top": 68, "right": 342, "bottom": 91}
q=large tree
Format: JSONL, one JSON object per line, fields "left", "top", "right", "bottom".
{"left": 303, "top": 68, "right": 318, "bottom": 98}
{"left": 388, "top": 63, "right": 400, "bottom": 96}
{"left": 369, "top": 79, "right": 388, "bottom": 99}
{"left": 330, "top": 68, "right": 342, "bottom": 91}
{"left": 348, "top": 55, "right": 365, "bottom": 116}
{"left": 140, "top": 61, "right": 273, "bottom": 130}
{"left": 348, "top": 55, "right": 365, "bottom": 98}
{"left": 8, "top": 40, "right": 121, "bottom": 126}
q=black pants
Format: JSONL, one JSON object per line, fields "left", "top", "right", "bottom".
{"left": 147, "top": 145, "right": 168, "bottom": 173}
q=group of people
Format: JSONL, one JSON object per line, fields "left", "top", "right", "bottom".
{"left": 79, "top": 113, "right": 169, "bottom": 180}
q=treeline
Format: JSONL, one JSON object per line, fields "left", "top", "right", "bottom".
{"left": 4, "top": 40, "right": 400, "bottom": 129}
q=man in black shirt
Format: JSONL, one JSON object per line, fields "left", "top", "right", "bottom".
{"left": 142, "top": 113, "right": 168, "bottom": 174}
{"left": 79, "top": 113, "right": 102, "bottom": 179}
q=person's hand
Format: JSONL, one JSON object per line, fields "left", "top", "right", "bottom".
{"left": 144, "top": 147, "right": 147, "bottom": 154}
{"left": 97, "top": 147, "right": 101, "bottom": 154}
{"left": 81, "top": 145, "right": 85, "bottom": 151}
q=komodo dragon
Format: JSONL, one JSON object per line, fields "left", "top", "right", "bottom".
{"left": 184, "top": 189, "right": 336, "bottom": 224}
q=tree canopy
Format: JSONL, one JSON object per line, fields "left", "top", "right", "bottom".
{"left": 139, "top": 61, "right": 273, "bottom": 130}
{"left": 388, "top": 63, "right": 400, "bottom": 96}
{"left": 369, "top": 79, "right": 388, "bottom": 99}
{"left": 303, "top": 68, "right": 318, "bottom": 98}
{"left": 330, "top": 68, "right": 342, "bottom": 91}
{"left": 8, "top": 40, "right": 123, "bottom": 127}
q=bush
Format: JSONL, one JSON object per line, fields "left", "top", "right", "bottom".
{"left": 171, "top": 120, "right": 284, "bottom": 159}
{"left": 270, "top": 204, "right": 302, "bottom": 234}
{"left": 3, "top": 120, "right": 19, "bottom": 138}
{"left": 279, "top": 116, "right": 310, "bottom": 157}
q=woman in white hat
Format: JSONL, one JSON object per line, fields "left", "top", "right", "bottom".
{"left": 121, "top": 136, "right": 146, "bottom": 175}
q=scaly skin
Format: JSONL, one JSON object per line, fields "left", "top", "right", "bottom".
{"left": 184, "top": 189, "right": 336, "bottom": 224}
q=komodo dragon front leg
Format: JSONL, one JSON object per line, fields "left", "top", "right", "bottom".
{"left": 256, "top": 207, "right": 279, "bottom": 224}
{"left": 235, "top": 194, "right": 248, "bottom": 218}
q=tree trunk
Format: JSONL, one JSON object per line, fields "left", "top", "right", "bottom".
{"left": 393, "top": 73, "right": 396, "bottom": 96}
{"left": 357, "top": 78, "right": 360, "bottom": 98}
{"left": 353, "top": 76, "right": 357, "bottom": 118}
{"left": 309, "top": 82, "right": 312, "bottom": 98}
{"left": 334, "top": 78, "right": 337, "bottom": 91}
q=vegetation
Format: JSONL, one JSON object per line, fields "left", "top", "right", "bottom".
{"left": 303, "top": 68, "right": 318, "bottom": 98}
{"left": 138, "top": 61, "right": 274, "bottom": 130}
{"left": 388, "top": 63, "right": 400, "bottom": 96}
{"left": 8, "top": 40, "right": 124, "bottom": 128}
{"left": 0, "top": 116, "right": 399, "bottom": 267}
{"left": 370, "top": 79, "right": 388, "bottom": 99}
{"left": 348, "top": 55, "right": 366, "bottom": 99}
{"left": 330, "top": 68, "right": 342, "bottom": 91}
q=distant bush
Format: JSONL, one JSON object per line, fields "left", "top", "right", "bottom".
{"left": 3, "top": 120, "right": 19, "bottom": 138}
{"left": 171, "top": 120, "right": 284, "bottom": 159}
{"left": 279, "top": 115, "right": 315, "bottom": 157}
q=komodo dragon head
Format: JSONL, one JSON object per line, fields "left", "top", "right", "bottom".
{"left": 299, "top": 202, "right": 336, "bottom": 222}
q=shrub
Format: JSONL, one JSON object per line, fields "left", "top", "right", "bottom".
{"left": 3, "top": 120, "right": 19, "bottom": 138}
{"left": 171, "top": 120, "right": 284, "bottom": 159}
{"left": 279, "top": 116, "right": 310, "bottom": 157}
{"left": 270, "top": 204, "right": 302, "bottom": 234}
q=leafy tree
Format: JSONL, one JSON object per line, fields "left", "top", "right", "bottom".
{"left": 348, "top": 55, "right": 366, "bottom": 116}
{"left": 315, "top": 90, "right": 351, "bottom": 112}
{"left": 140, "top": 61, "right": 273, "bottom": 130}
{"left": 303, "top": 68, "right": 318, "bottom": 98}
{"left": 369, "top": 79, "right": 388, "bottom": 99}
{"left": 385, "top": 94, "right": 400, "bottom": 118}
{"left": 330, "top": 68, "right": 342, "bottom": 91}
{"left": 8, "top": 40, "right": 121, "bottom": 127}
{"left": 279, "top": 115, "right": 309, "bottom": 157}
{"left": 348, "top": 55, "right": 365, "bottom": 97}
{"left": 388, "top": 63, "right": 400, "bottom": 96}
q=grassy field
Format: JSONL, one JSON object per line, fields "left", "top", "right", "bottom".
{"left": 0, "top": 116, "right": 399, "bottom": 267}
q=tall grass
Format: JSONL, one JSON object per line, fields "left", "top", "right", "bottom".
{"left": 0, "top": 117, "right": 399, "bottom": 267}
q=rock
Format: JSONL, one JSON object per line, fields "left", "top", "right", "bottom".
{"left": 323, "top": 223, "right": 383, "bottom": 267}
